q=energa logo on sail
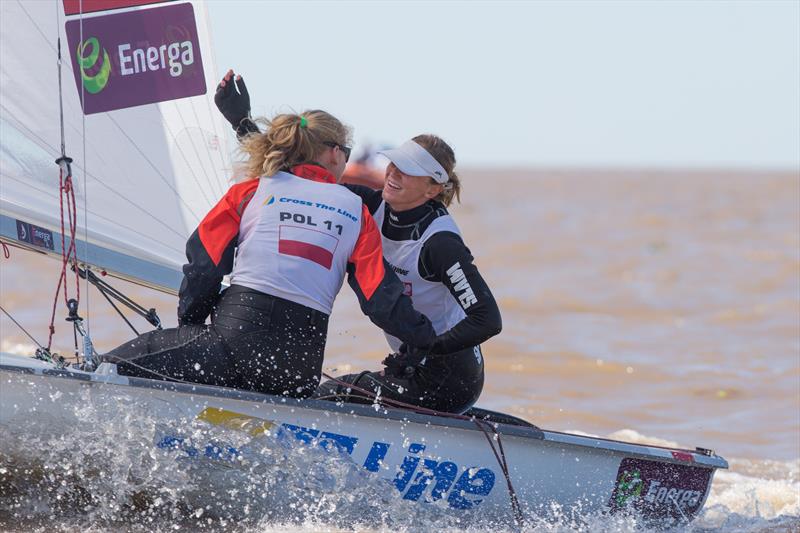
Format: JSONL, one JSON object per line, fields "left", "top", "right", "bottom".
{"left": 64, "top": 2, "right": 206, "bottom": 114}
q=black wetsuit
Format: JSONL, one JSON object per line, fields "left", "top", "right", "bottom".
{"left": 105, "top": 285, "right": 329, "bottom": 397}
{"left": 314, "top": 187, "right": 502, "bottom": 413}
{"left": 103, "top": 167, "right": 436, "bottom": 398}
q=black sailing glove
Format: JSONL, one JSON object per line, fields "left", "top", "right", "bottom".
{"left": 381, "top": 343, "right": 429, "bottom": 378}
{"left": 214, "top": 71, "right": 257, "bottom": 137}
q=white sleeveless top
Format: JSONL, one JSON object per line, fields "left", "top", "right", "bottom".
{"left": 230, "top": 171, "right": 364, "bottom": 314}
{"left": 373, "top": 200, "right": 467, "bottom": 351}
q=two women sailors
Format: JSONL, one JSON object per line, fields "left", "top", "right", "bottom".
{"left": 104, "top": 109, "right": 436, "bottom": 398}
{"left": 215, "top": 71, "right": 502, "bottom": 414}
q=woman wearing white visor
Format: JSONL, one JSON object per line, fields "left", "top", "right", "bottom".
{"left": 314, "top": 135, "right": 503, "bottom": 413}
{"left": 215, "top": 72, "right": 501, "bottom": 413}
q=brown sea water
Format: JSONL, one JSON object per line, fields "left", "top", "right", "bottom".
{"left": 1, "top": 168, "right": 798, "bottom": 530}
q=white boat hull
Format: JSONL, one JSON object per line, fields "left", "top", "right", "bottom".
{"left": 0, "top": 353, "right": 727, "bottom": 526}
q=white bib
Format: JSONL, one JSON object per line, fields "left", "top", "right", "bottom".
{"left": 230, "top": 172, "right": 364, "bottom": 314}
{"left": 373, "top": 201, "right": 467, "bottom": 351}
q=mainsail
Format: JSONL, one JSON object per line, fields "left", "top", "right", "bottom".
{"left": 0, "top": 0, "right": 231, "bottom": 293}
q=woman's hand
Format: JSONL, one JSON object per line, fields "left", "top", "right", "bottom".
{"left": 382, "top": 344, "right": 429, "bottom": 378}
{"left": 214, "top": 69, "right": 251, "bottom": 130}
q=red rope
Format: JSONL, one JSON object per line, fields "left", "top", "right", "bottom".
{"left": 46, "top": 166, "right": 81, "bottom": 351}
{"left": 1, "top": 242, "right": 9, "bottom": 259}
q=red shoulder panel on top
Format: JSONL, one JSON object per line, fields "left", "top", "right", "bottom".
{"left": 348, "top": 204, "right": 385, "bottom": 300}
{"left": 197, "top": 179, "right": 259, "bottom": 266}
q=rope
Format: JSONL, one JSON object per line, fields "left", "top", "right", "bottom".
{"left": 0, "top": 240, "right": 31, "bottom": 256}
{"left": 46, "top": 164, "right": 81, "bottom": 353}
{"left": 45, "top": 5, "right": 83, "bottom": 358}
{"left": 101, "top": 353, "right": 209, "bottom": 385}
{"left": 320, "top": 371, "right": 525, "bottom": 527}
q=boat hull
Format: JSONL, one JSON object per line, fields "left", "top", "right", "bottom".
{"left": 0, "top": 353, "right": 727, "bottom": 526}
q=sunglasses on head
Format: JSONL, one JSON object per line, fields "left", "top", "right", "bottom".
{"left": 323, "top": 141, "right": 351, "bottom": 163}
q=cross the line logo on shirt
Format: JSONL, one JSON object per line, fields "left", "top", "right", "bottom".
{"left": 278, "top": 225, "right": 339, "bottom": 269}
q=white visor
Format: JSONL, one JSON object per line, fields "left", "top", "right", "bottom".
{"left": 377, "top": 140, "right": 449, "bottom": 184}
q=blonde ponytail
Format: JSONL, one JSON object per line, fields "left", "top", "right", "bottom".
{"left": 240, "top": 110, "right": 352, "bottom": 179}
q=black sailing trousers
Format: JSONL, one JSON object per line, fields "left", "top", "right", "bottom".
{"left": 313, "top": 345, "right": 484, "bottom": 414}
{"left": 103, "top": 284, "right": 329, "bottom": 398}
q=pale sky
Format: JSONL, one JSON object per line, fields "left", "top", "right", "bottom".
{"left": 206, "top": 0, "right": 800, "bottom": 169}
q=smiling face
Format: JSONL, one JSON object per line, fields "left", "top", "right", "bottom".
{"left": 381, "top": 163, "right": 444, "bottom": 212}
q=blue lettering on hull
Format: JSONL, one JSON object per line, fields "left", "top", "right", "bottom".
{"left": 158, "top": 421, "right": 496, "bottom": 510}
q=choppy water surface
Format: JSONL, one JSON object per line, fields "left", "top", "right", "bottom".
{"left": 1, "top": 169, "right": 798, "bottom": 531}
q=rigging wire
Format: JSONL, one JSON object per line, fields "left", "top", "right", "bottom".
{"left": 73, "top": 264, "right": 162, "bottom": 334}
{"left": 94, "top": 285, "right": 140, "bottom": 336}
{"left": 79, "top": 0, "right": 91, "bottom": 338}
{"left": 47, "top": 0, "right": 82, "bottom": 359}
{"left": 0, "top": 304, "right": 47, "bottom": 351}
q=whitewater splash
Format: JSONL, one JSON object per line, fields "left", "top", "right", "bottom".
{"left": 0, "top": 388, "right": 796, "bottom": 533}
{"left": 0, "top": 386, "right": 469, "bottom": 531}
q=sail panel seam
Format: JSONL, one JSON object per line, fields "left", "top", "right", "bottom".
{"left": 106, "top": 114, "right": 202, "bottom": 223}
{"left": 1, "top": 103, "right": 191, "bottom": 241}
{"left": 1, "top": 172, "right": 184, "bottom": 254}
{"left": 170, "top": 99, "right": 222, "bottom": 206}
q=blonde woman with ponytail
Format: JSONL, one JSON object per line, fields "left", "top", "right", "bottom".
{"left": 104, "top": 98, "right": 436, "bottom": 399}
{"left": 214, "top": 70, "right": 501, "bottom": 414}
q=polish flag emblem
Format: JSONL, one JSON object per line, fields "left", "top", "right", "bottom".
{"left": 279, "top": 225, "right": 339, "bottom": 269}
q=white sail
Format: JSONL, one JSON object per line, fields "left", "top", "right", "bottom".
{"left": 0, "top": 0, "right": 231, "bottom": 292}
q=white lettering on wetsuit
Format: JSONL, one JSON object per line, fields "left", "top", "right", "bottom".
{"left": 446, "top": 261, "right": 477, "bottom": 310}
